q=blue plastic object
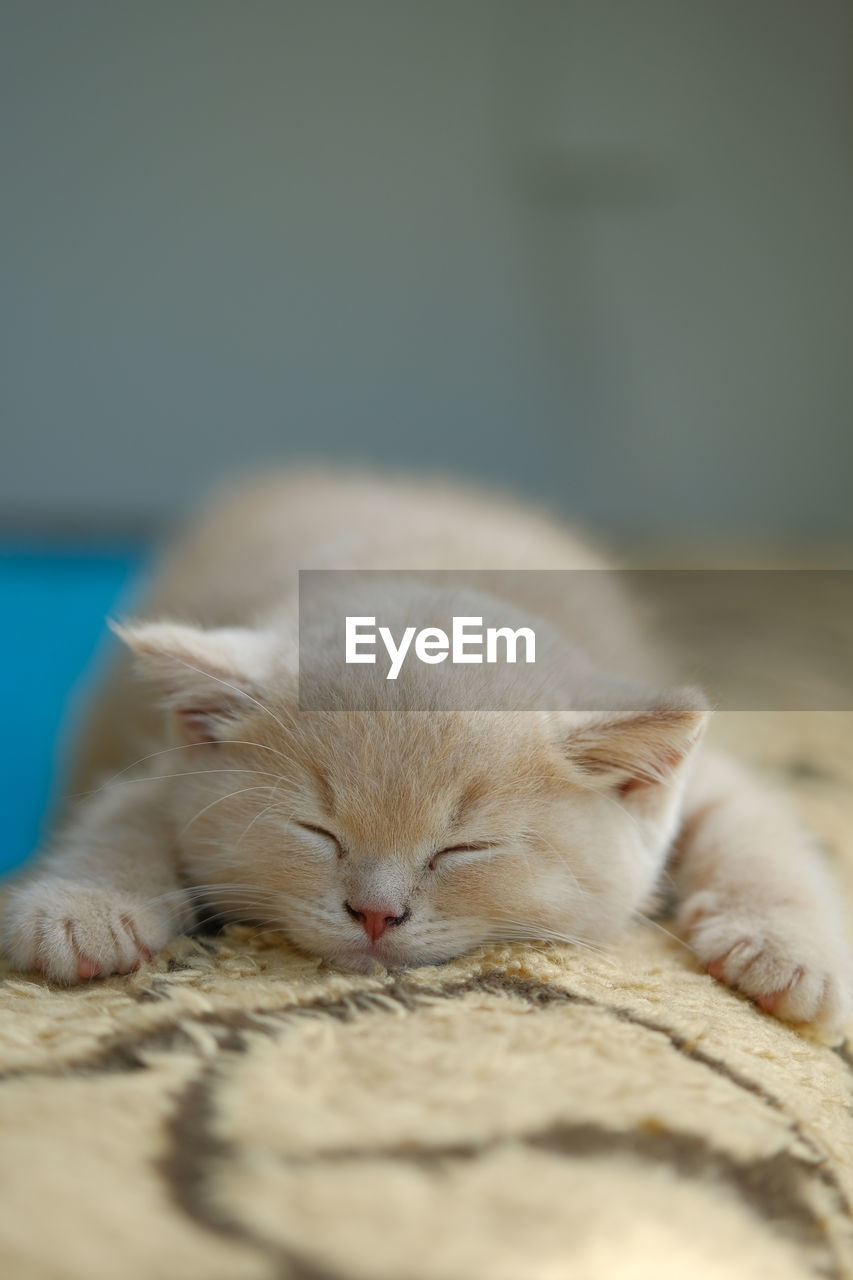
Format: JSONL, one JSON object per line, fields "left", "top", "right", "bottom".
{"left": 0, "top": 544, "right": 146, "bottom": 873}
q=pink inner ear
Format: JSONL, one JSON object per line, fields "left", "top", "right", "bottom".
{"left": 616, "top": 743, "right": 688, "bottom": 793}
{"left": 176, "top": 707, "right": 219, "bottom": 744}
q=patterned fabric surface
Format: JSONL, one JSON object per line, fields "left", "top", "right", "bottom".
{"left": 2, "top": 725, "right": 853, "bottom": 1277}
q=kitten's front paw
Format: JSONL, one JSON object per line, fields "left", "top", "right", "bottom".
{"left": 1, "top": 879, "right": 180, "bottom": 983}
{"left": 680, "top": 891, "right": 853, "bottom": 1036}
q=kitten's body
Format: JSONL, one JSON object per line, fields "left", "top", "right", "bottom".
{"left": 3, "top": 471, "right": 850, "bottom": 1034}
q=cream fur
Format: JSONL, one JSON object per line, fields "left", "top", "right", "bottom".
{"left": 2, "top": 469, "right": 850, "bottom": 1034}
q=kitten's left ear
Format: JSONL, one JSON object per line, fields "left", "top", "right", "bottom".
{"left": 110, "top": 619, "right": 289, "bottom": 744}
{"left": 556, "top": 688, "right": 709, "bottom": 796}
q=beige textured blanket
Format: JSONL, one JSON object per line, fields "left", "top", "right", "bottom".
{"left": 3, "top": 665, "right": 853, "bottom": 1275}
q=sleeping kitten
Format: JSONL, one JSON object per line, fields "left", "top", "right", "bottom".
{"left": 2, "top": 470, "right": 850, "bottom": 1034}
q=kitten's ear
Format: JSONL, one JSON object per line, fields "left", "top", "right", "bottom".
{"left": 110, "top": 619, "right": 289, "bottom": 744}
{"left": 555, "top": 689, "right": 709, "bottom": 796}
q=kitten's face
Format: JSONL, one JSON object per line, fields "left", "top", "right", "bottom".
{"left": 119, "top": 621, "right": 706, "bottom": 971}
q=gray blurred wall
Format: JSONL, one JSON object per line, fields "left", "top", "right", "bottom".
{"left": 2, "top": 1, "right": 851, "bottom": 536}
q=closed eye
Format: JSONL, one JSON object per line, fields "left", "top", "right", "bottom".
{"left": 429, "top": 842, "right": 494, "bottom": 871}
{"left": 294, "top": 822, "right": 345, "bottom": 856}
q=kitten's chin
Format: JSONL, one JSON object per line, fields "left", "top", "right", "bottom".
{"left": 328, "top": 949, "right": 389, "bottom": 975}
{"left": 323, "top": 938, "right": 464, "bottom": 974}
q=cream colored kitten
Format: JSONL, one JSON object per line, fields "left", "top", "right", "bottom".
{"left": 2, "top": 470, "right": 850, "bottom": 1035}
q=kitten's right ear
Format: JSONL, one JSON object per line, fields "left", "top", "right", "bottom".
{"left": 110, "top": 619, "right": 290, "bottom": 744}
{"left": 553, "top": 687, "right": 709, "bottom": 798}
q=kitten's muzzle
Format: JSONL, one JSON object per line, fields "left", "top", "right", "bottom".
{"left": 344, "top": 901, "right": 411, "bottom": 943}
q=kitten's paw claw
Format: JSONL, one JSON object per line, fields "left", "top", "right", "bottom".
{"left": 680, "top": 891, "right": 852, "bottom": 1035}
{"left": 1, "top": 879, "right": 177, "bottom": 984}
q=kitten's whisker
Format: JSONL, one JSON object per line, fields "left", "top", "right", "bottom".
{"left": 632, "top": 910, "right": 695, "bottom": 955}
{"left": 69, "top": 739, "right": 292, "bottom": 799}
{"left": 523, "top": 829, "right": 594, "bottom": 900}
{"left": 235, "top": 800, "right": 287, "bottom": 847}
{"left": 195, "top": 906, "right": 286, "bottom": 930}
{"left": 138, "top": 883, "right": 283, "bottom": 909}
{"left": 163, "top": 766, "right": 286, "bottom": 783}
{"left": 594, "top": 787, "right": 645, "bottom": 837}
{"left": 487, "top": 914, "right": 609, "bottom": 956}
{"left": 180, "top": 785, "right": 278, "bottom": 837}
{"left": 186, "top": 884, "right": 284, "bottom": 900}
{"left": 194, "top": 907, "right": 286, "bottom": 928}
{"left": 157, "top": 653, "right": 293, "bottom": 739}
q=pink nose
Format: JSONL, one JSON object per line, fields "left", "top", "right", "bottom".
{"left": 344, "top": 901, "right": 409, "bottom": 943}
{"left": 358, "top": 909, "right": 393, "bottom": 942}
